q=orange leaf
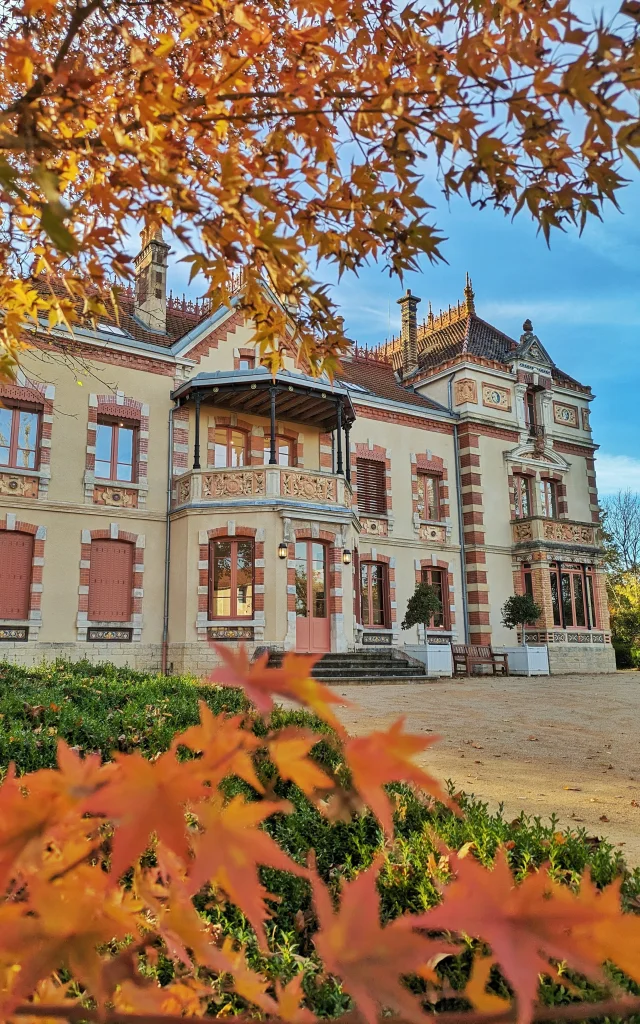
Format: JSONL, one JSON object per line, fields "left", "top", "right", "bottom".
{"left": 269, "top": 727, "right": 333, "bottom": 795}
{"left": 312, "top": 857, "right": 451, "bottom": 1024}
{"left": 345, "top": 717, "right": 450, "bottom": 834}
{"left": 174, "top": 701, "right": 264, "bottom": 792}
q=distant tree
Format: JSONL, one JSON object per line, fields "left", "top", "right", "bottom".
{"left": 501, "top": 594, "right": 541, "bottom": 646}
{"left": 600, "top": 490, "right": 640, "bottom": 578}
{"left": 401, "top": 582, "right": 441, "bottom": 632}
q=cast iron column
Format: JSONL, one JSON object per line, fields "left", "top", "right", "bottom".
{"left": 335, "top": 400, "right": 343, "bottom": 475}
{"left": 269, "top": 387, "right": 277, "bottom": 465}
{"left": 344, "top": 420, "right": 351, "bottom": 483}
{"left": 193, "top": 393, "right": 201, "bottom": 470}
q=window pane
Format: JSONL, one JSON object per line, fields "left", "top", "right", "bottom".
{"left": 294, "top": 541, "right": 308, "bottom": 617}
{"left": 311, "top": 543, "right": 326, "bottom": 618}
{"left": 549, "top": 483, "right": 557, "bottom": 518}
{"left": 212, "top": 541, "right": 232, "bottom": 617}
{"left": 235, "top": 540, "right": 253, "bottom": 617}
{"left": 116, "top": 426, "right": 134, "bottom": 481}
{"left": 278, "top": 440, "right": 291, "bottom": 466}
{"left": 561, "top": 573, "right": 573, "bottom": 626}
{"left": 17, "top": 411, "right": 38, "bottom": 468}
{"left": 360, "top": 563, "right": 370, "bottom": 625}
{"left": 214, "top": 428, "right": 229, "bottom": 467}
{"left": 96, "top": 423, "right": 113, "bottom": 478}
{"left": 370, "top": 564, "right": 384, "bottom": 625}
{"left": 430, "top": 569, "right": 444, "bottom": 627}
{"left": 230, "top": 430, "right": 246, "bottom": 467}
{"left": 0, "top": 408, "right": 11, "bottom": 458}
{"left": 550, "top": 571, "right": 561, "bottom": 626}
{"left": 587, "top": 575, "right": 596, "bottom": 628}
{"left": 573, "top": 573, "right": 586, "bottom": 627}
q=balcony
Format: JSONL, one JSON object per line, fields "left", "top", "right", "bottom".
{"left": 511, "top": 516, "right": 599, "bottom": 552}
{"left": 173, "top": 465, "right": 353, "bottom": 510}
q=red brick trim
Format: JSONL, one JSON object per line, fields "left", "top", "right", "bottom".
{"left": 186, "top": 307, "right": 245, "bottom": 364}
{"left": 553, "top": 440, "right": 597, "bottom": 456}
{"left": 354, "top": 404, "right": 454, "bottom": 435}
{"left": 458, "top": 425, "right": 490, "bottom": 643}
{"left": 0, "top": 516, "right": 46, "bottom": 638}
{"left": 77, "top": 525, "right": 145, "bottom": 641}
{"left": 234, "top": 347, "right": 257, "bottom": 370}
{"left": 31, "top": 333, "right": 176, "bottom": 376}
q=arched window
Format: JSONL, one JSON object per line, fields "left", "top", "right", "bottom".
{"left": 0, "top": 531, "right": 33, "bottom": 619}
{"left": 213, "top": 427, "right": 248, "bottom": 468}
{"left": 88, "top": 539, "right": 134, "bottom": 621}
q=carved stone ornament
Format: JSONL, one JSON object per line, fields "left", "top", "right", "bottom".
{"left": 176, "top": 477, "right": 191, "bottom": 505}
{"left": 581, "top": 408, "right": 591, "bottom": 431}
{"left": 93, "top": 485, "right": 138, "bottom": 508}
{"left": 360, "top": 517, "right": 388, "bottom": 537}
{"left": 202, "top": 470, "right": 265, "bottom": 499}
{"left": 482, "top": 383, "right": 512, "bottom": 411}
{"left": 281, "top": 472, "right": 337, "bottom": 503}
{"left": 419, "top": 523, "right": 446, "bottom": 543}
{"left": 542, "top": 521, "right": 595, "bottom": 545}
{"left": 0, "top": 473, "right": 38, "bottom": 498}
{"left": 512, "top": 521, "right": 533, "bottom": 542}
{"left": 553, "top": 402, "right": 578, "bottom": 428}
{"left": 454, "top": 378, "right": 478, "bottom": 405}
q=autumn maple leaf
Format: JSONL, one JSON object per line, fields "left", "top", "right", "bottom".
{"left": 209, "top": 645, "right": 348, "bottom": 731}
{"left": 312, "top": 858, "right": 450, "bottom": 1024}
{"left": 344, "top": 717, "right": 450, "bottom": 835}
{"left": 269, "top": 727, "right": 333, "bottom": 796}
{"left": 187, "top": 794, "right": 307, "bottom": 947}
{"left": 410, "top": 849, "right": 626, "bottom": 1023}
{"left": 174, "top": 701, "right": 264, "bottom": 792}
{"left": 84, "top": 750, "right": 204, "bottom": 877}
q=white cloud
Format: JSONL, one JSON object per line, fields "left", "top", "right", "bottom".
{"left": 595, "top": 453, "right": 640, "bottom": 495}
{"left": 481, "top": 297, "right": 640, "bottom": 328}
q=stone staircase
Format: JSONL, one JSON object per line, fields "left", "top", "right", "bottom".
{"left": 266, "top": 649, "right": 429, "bottom": 684}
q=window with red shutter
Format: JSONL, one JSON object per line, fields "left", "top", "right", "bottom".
{"left": 88, "top": 540, "right": 134, "bottom": 621}
{"left": 0, "top": 531, "right": 34, "bottom": 620}
{"left": 356, "top": 458, "right": 386, "bottom": 516}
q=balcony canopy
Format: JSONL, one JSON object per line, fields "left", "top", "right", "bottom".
{"left": 171, "top": 368, "right": 356, "bottom": 432}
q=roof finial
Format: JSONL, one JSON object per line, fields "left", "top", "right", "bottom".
{"left": 464, "top": 272, "right": 475, "bottom": 314}
{"left": 522, "top": 318, "right": 533, "bottom": 333}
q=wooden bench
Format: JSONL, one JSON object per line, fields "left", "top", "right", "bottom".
{"left": 451, "top": 644, "right": 509, "bottom": 676}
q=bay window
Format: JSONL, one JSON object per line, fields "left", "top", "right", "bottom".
{"left": 209, "top": 538, "right": 254, "bottom": 619}
{"left": 550, "top": 563, "right": 597, "bottom": 629}
{"left": 0, "top": 404, "right": 40, "bottom": 470}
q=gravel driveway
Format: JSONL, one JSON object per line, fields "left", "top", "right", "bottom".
{"left": 331, "top": 672, "right": 640, "bottom": 867}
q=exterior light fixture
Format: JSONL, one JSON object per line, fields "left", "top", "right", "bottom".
{"left": 342, "top": 549, "right": 352, "bottom": 565}
{"left": 278, "top": 541, "right": 288, "bottom": 559}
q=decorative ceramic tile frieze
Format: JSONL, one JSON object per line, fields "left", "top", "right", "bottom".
{"left": 454, "top": 378, "right": 478, "bottom": 405}
{"left": 482, "top": 383, "right": 512, "bottom": 411}
{"left": 553, "top": 402, "right": 578, "bottom": 427}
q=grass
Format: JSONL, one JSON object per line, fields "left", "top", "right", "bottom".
{"left": 1, "top": 658, "right": 639, "bottom": 1020}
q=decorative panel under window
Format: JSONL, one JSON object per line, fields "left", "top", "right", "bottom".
{"left": 88, "top": 540, "right": 134, "bottom": 622}
{"left": 0, "top": 531, "right": 33, "bottom": 619}
{"left": 356, "top": 458, "right": 386, "bottom": 517}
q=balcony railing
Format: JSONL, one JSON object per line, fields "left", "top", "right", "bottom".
{"left": 172, "top": 465, "right": 353, "bottom": 509}
{"left": 511, "top": 516, "right": 598, "bottom": 549}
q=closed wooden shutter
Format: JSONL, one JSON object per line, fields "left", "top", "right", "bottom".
{"left": 0, "top": 531, "right": 33, "bottom": 619}
{"left": 356, "top": 458, "right": 386, "bottom": 516}
{"left": 88, "top": 540, "right": 133, "bottom": 622}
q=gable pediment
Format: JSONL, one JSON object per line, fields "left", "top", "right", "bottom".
{"left": 504, "top": 442, "right": 569, "bottom": 472}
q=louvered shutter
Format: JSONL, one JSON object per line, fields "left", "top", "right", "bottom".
{"left": 88, "top": 540, "right": 133, "bottom": 621}
{"left": 356, "top": 458, "right": 386, "bottom": 516}
{"left": 0, "top": 531, "right": 33, "bottom": 619}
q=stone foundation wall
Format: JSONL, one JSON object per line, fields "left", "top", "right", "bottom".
{"left": 547, "top": 643, "right": 616, "bottom": 674}
{"left": 0, "top": 643, "right": 163, "bottom": 672}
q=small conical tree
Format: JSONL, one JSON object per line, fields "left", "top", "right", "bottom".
{"left": 501, "top": 594, "right": 542, "bottom": 646}
{"left": 401, "top": 581, "right": 441, "bottom": 632}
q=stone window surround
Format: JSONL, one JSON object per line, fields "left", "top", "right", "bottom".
{"left": 0, "top": 373, "right": 55, "bottom": 499}
{"left": 413, "top": 556, "right": 457, "bottom": 642}
{"left": 77, "top": 524, "right": 145, "bottom": 641}
{"left": 410, "top": 451, "right": 451, "bottom": 537}
{"left": 197, "top": 524, "right": 266, "bottom": 642}
{"left": 507, "top": 464, "right": 568, "bottom": 520}
{"left": 84, "top": 392, "right": 149, "bottom": 506}
{"left": 352, "top": 441, "right": 394, "bottom": 533}
{"left": 0, "top": 515, "right": 46, "bottom": 640}
{"left": 357, "top": 551, "right": 397, "bottom": 634}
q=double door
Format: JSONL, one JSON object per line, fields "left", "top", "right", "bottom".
{"left": 294, "top": 540, "right": 330, "bottom": 653}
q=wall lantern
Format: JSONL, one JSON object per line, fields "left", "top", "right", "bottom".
{"left": 342, "top": 549, "right": 352, "bottom": 565}
{"left": 278, "top": 541, "right": 288, "bottom": 560}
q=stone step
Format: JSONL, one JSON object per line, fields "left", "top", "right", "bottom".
{"left": 313, "top": 676, "right": 435, "bottom": 686}
{"left": 263, "top": 648, "right": 428, "bottom": 681}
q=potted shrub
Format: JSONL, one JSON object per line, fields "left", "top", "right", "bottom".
{"left": 401, "top": 582, "right": 452, "bottom": 676}
{"left": 500, "top": 594, "right": 549, "bottom": 676}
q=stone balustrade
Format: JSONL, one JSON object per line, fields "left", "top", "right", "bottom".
{"left": 173, "top": 465, "right": 352, "bottom": 509}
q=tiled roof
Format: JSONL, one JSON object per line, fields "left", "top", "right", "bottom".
{"left": 336, "top": 356, "right": 448, "bottom": 413}
{"left": 416, "top": 313, "right": 586, "bottom": 390}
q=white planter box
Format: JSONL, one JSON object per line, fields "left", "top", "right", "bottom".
{"left": 404, "top": 644, "right": 453, "bottom": 677}
{"left": 499, "top": 645, "right": 549, "bottom": 676}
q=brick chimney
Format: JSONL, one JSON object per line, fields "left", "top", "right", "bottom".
{"left": 134, "top": 224, "right": 170, "bottom": 333}
{"left": 397, "top": 288, "right": 420, "bottom": 376}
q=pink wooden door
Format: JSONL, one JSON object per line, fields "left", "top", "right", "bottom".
{"left": 0, "top": 531, "right": 33, "bottom": 619}
{"left": 295, "top": 541, "right": 330, "bottom": 653}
